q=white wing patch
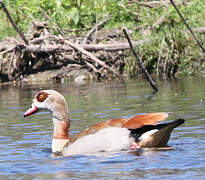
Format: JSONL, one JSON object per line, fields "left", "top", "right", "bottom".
{"left": 138, "top": 129, "right": 159, "bottom": 141}
{"left": 62, "top": 127, "right": 134, "bottom": 156}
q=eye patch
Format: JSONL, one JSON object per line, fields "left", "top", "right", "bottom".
{"left": 36, "top": 92, "right": 49, "bottom": 102}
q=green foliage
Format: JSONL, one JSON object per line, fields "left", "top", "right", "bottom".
{"left": 0, "top": 0, "right": 141, "bottom": 35}
{"left": 124, "top": 0, "right": 205, "bottom": 77}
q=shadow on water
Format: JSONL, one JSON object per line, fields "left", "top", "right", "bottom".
{"left": 0, "top": 77, "right": 205, "bottom": 179}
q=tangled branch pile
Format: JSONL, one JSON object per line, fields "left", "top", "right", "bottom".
{"left": 1, "top": 0, "right": 205, "bottom": 83}
{"left": 0, "top": 19, "right": 150, "bottom": 83}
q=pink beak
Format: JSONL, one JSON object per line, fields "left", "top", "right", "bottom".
{"left": 24, "top": 105, "right": 38, "bottom": 117}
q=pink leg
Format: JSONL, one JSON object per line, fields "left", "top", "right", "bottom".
{"left": 130, "top": 142, "right": 140, "bottom": 149}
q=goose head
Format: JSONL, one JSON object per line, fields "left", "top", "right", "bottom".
{"left": 24, "top": 90, "right": 71, "bottom": 152}
{"left": 24, "top": 90, "right": 70, "bottom": 122}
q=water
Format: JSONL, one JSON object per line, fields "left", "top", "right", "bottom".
{"left": 0, "top": 77, "right": 205, "bottom": 179}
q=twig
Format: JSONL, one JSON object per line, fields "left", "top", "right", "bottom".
{"left": 170, "top": 0, "right": 205, "bottom": 53}
{"left": 164, "top": 49, "right": 169, "bottom": 74}
{"left": 0, "top": 1, "right": 29, "bottom": 45}
{"left": 83, "top": 16, "right": 110, "bottom": 44}
{"left": 94, "top": 10, "right": 98, "bottom": 43}
{"left": 152, "top": 14, "right": 166, "bottom": 29}
{"left": 122, "top": 27, "right": 158, "bottom": 92}
{"left": 39, "top": 6, "right": 64, "bottom": 36}
{"left": 2, "top": 53, "right": 10, "bottom": 64}
{"left": 8, "top": 50, "right": 15, "bottom": 81}
{"left": 84, "top": 61, "right": 100, "bottom": 73}
{"left": 1, "top": 46, "right": 16, "bottom": 57}
{"left": 30, "top": 35, "right": 59, "bottom": 43}
{"left": 157, "top": 38, "right": 165, "bottom": 76}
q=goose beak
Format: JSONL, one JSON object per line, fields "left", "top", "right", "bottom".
{"left": 24, "top": 105, "right": 38, "bottom": 117}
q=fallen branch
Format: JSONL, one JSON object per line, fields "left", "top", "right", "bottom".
{"left": 80, "top": 40, "right": 150, "bottom": 51}
{"left": 193, "top": 27, "right": 205, "bottom": 34}
{"left": 84, "top": 61, "right": 100, "bottom": 73}
{"left": 65, "top": 40, "right": 118, "bottom": 75}
{"left": 1, "top": 40, "right": 150, "bottom": 54}
{"left": 152, "top": 14, "right": 167, "bottom": 29}
{"left": 139, "top": 1, "right": 170, "bottom": 8}
{"left": 123, "top": 27, "right": 158, "bottom": 92}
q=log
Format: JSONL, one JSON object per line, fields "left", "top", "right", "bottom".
{"left": 80, "top": 40, "right": 150, "bottom": 51}
{"left": 2, "top": 40, "right": 149, "bottom": 54}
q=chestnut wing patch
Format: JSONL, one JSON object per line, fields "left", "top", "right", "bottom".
{"left": 70, "top": 112, "right": 168, "bottom": 143}
{"left": 122, "top": 112, "right": 168, "bottom": 129}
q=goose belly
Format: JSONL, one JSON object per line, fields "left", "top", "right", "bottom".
{"left": 62, "top": 127, "right": 134, "bottom": 156}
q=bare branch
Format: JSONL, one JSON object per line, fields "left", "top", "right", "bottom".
{"left": 170, "top": 0, "right": 205, "bottom": 53}
{"left": 0, "top": 1, "right": 29, "bottom": 45}
{"left": 123, "top": 27, "right": 158, "bottom": 92}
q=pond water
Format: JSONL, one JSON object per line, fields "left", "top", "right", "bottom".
{"left": 0, "top": 77, "right": 205, "bottom": 179}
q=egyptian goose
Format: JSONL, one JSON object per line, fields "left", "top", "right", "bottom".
{"left": 24, "top": 90, "right": 184, "bottom": 156}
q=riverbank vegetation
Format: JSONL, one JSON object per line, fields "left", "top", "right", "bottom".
{"left": 0, "top": 0, "right": 205, "bottom": 83}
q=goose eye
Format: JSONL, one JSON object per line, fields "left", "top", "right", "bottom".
{"left": 36, "top": 92, "right": 49, "bottom": 102}
{"left": 39, "top": 94, "right": 44, "bottom": 99}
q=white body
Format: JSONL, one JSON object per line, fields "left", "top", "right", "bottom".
{"left": 61, "top": 127, "right": 134, "bottom": 156}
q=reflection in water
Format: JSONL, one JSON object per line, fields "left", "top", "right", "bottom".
{"left": 0, "top": 77, "right": 205, "bottom": 179}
